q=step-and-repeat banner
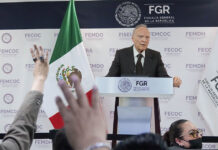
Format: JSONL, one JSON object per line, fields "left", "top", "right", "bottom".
{"left": 1, "top": 0, "right": 218, "bottom": 149}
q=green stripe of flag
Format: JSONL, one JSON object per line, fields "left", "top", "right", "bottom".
{"left": 50, "top": 0, "right": 82, "bottom": 64}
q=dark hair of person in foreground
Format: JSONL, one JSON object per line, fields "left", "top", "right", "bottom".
{"left": 163, "top": 119, "right": 188, "bottom": 147}
{"left": 53, "top": 129, "right": 72, "bottom": 150}
{"left": 114, "top": 133, "right": 168, "bottom": 150}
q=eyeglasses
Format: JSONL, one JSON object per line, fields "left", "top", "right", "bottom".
{"left": 179, "top": 129, "right": 203, "bottom": 138}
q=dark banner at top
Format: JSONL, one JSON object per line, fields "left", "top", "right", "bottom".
{"left": 0, "top": 0, "right": 218, "bottom": 29}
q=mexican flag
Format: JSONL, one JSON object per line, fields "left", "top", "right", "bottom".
{"left": 43, "top": 0, "right": 94, "bottom": 129}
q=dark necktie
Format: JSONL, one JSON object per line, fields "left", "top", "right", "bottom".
{"left": 136, "top": 54, "right": 143, "bottom": 75}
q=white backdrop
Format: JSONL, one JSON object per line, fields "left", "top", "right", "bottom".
{"left": 1, "top": 27, "right": 218, "bottom": 149}
{"left": 1, "top": 0, "right": 218, "bottom": 148}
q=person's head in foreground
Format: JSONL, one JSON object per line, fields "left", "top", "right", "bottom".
{"left": 114, "top": 133, "right": 168, "bottom": 150}
{"left": 163, "top": 119, "right": 202, "bottom": 149}
{"left": 53, "top": 129, "right": 72, "bottom": 150}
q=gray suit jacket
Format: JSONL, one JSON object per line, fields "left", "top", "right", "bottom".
{"left": 0, "top": 91, "right": 43, "bottom": 150}
{"left": 106, "top": 46, "right": 169, "bottom": 77}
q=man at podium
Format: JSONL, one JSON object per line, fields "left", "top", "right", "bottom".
{"left": 106, "top": 24, "right": 182, "bottom": 134}
{"left": 106, "top": 24, "right": 181, "bottom": 86}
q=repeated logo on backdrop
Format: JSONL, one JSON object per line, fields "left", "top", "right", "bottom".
{"left": 163, "top": 47, "right": 183, "bottom": 56}
{"left": 1, "top": 33, "right": 12, "bottom": 43}
{"left": 185, "top": 95, "right": 197, "bottom": 104}
{"left": 2, "top": 63, "right": 13, "bottom": 74}
{"left": 0, "top": 48, "right": 19, "bottom": 56}
{"left": 185, "top": 64, "right": 206, "bottom": 72}
{"left": 90, "top": 63, "right": 104, "bottom": 73}
{"left": 24, "top": 32, "right": 41, "bottom": 41}
{"left": 197, "top": 47, "right": 211, "bottom": 56}
{"left": 0, "top": 109, "right": 17, "bottom": 116}
{"left": 118, "top": 32, "right": 132, "bottom": 41}
{"left": 34, "top": 139, "right": 52, "bottom": 145}
{"left": 150, "top": 31, "right": 171, "bottom": 40}
{"left": 84, "top": 32, "right": 104, "bottom": 40}
{"left": 3, "top": 93, "right": 14, "bottom": 104}
{"left": 0, "top": 79, "right": 20, "bottom": 88}
{"left": 164, "top": 111, "right": 183, "bottom": 120}
{"left": 185, "top": 31, "right": 206, "bottom": 40}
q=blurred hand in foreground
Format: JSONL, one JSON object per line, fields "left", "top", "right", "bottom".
{"left": 56, "top": 75, "right": 107, "bottom": 150}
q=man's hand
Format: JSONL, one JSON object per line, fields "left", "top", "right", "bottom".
{"left": 56, "top": 75, "right": 107, "bottom": 150}
{"left": 173, "top": 76, "right": 182, "bottom": 87}
{"left": 30, "top": 45, "right": 49, "bottom": 93}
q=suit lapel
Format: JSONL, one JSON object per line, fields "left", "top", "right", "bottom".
{"left": 126, "top": 46, "right": 135, "bottom": 75}
{"left": 143, "top": 49, "right": 153, "bottom": 76}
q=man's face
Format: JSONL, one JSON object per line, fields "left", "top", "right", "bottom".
{"left": 132, "top": 27, "right": 150, "bottom": 52}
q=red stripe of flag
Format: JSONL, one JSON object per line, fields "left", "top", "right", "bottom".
{"left": 49, "top": 90, "right": 93, "bottom": 129}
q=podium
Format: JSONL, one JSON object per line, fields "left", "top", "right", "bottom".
{"left": 95, "top": 77, "right": 173, "bottom": 146}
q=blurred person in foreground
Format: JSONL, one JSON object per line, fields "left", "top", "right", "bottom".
{"left": 53, "top": 129, "right": 72, "bottom": 150}
{"left": 114, "top": 133, "right": 168, "bottom": 150}
{"left": 0, "top": 45, "right": 49, "bottom": 150}
{"left": 55, "top": 75, "right": 110, "bottom": 150}
{"left": 53, "top": 129, "right": 169, "bottom": 150}
{"left": 163, "top": 119, "right": 202, "bottom": 150}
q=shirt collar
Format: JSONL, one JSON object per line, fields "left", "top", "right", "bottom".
{"left": 133, "top": 46, "right": 145, "bottom": 58}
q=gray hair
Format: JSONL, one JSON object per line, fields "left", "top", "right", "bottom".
{"left": 132, "top": 24, "right": 148, "bottom": 36}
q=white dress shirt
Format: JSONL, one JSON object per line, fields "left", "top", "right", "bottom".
{"left": 133, "top": 46, "right": 145, "bottom": 66}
